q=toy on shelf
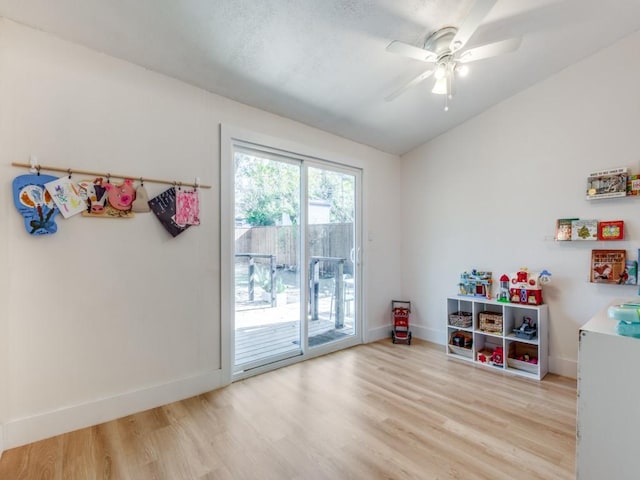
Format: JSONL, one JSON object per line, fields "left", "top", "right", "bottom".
{"left": 477, "top": 346, "right": 503, "bottom": 366}
{"left": 459, "top": 270, "right": 492, "bottom": 299}
{"left": 490, "top": 346, "right": 504, "bottom": 366}
{"left": 513, "top": 316, "right": 537, "bottom": 339}
{"left": 497, "top": 274, "right": 510, "bottom": 302}
{"left": 507, "top": 267, "right": 551, "bottom": 305}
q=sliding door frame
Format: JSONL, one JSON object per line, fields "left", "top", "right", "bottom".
{"left": 220, "top": 125, "right": 363, "bottom": 383}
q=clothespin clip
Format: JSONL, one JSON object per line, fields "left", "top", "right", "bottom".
{"left": 67, "top": 168, "right": 72, "bottom": 179}
{"left": 194, "top": 176, "right": 200, "bottom": 191}
{"left": 29, "top": 155, "right": 39, "bottom": 174}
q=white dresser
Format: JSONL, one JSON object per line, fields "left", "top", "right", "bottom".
{"left": 577, "top": 299, "right": 640, "bottom": 479}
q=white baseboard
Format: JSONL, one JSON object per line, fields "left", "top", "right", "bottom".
{"left": 367, "top": 324, "right": 444, "bottom": 344}
{"left": 410, "top": 324, "right": 444, "bottom": 344}
{"left": 4, "top": 369, "right": 224, "bottom": 450}
{"left": 366, "top": 324, "right": 393, "bottom": 343}
{"left": 549, "top": 355, "right": 577, "bottom": 379}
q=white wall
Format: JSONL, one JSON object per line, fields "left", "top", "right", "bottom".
{"left": 0, "top": 18, "right": 402, "bottom": 449}
{"left": 402, "top": 30, "right": 640, "bottom": 378}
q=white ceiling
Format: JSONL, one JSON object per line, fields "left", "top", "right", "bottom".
{"left": 1, "top": 0, "right": 640, "bottom": 155}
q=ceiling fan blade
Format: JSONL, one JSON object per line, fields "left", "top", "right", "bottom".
{"left": 385, "top": 68, "right": 435, "bottom": 101}
{"left": 386, "top": 40, "right": 437, "bottom": 62}
{"left": 450, "top": 0, "right": 497, "bottom": 51}
{"left": 458, "top": 37, "right": 522, "bottom": 63}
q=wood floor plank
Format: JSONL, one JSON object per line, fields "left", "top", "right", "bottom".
{"left": 0, "top": 340, "right": 577, "bottom": 479}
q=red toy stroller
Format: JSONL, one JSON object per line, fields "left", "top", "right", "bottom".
{"left": 391, "top": 300, "right": 412, "bottom": 344}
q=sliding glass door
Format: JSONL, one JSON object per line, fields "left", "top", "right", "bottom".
{"left": 307, "top": 165, "right": 357, "bottom": 348}
{"left": 229, "top": 138, "right": 361, "bottom": 378}
{"left": 233, "top": 150, "right": 303, "bottom": 371}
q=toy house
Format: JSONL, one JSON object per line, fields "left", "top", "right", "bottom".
{"left": 459, "top": 270, "right": 493, "bottom": 298}
{"left": 508, "top": 268, "right": 551, "bottom": 305}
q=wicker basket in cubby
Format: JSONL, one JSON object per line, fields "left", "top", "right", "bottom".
{"left": 448, "top": 311, "right": 472, "bottom": 328}
{"left": 507, "top": 342, "right": 538, "bottom": 373}
{"left": 449, "top": 330, "right": 472, "bottom": 348}
{"left": 479, "top": 311, "right": 503, "bottom": 334}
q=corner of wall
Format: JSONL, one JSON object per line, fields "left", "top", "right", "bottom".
{"left": 366, "top": 324, "right": 392, "bottom": 343}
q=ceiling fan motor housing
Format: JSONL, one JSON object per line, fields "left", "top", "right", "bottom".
{"left": 424, "top": 26, "right": 459, "bottom": 61}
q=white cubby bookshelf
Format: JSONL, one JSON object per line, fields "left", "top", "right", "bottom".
{"left": 446, "top": 296, "right": 548, "bottom": 380}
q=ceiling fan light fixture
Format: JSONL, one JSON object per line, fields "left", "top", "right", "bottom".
{"left": 456, "top": 64, "right": 469, "bottom": 76}
{"left": 434, "top": 63, "right": 447, "bottom": 79}
{"left": 432, "top": 77, "right": 448, "bottom": 95}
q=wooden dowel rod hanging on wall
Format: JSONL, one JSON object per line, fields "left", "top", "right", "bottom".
{"left": 11, "top": 162, "right": 212, "bottom": 189}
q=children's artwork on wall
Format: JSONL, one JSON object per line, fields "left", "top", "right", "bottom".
{"left": 78, "top": 178, "right": 135, "bottom": 218}
{"left": 12, "top": 174, "right": 59, "bottom": 235}
{"left": 78, "top": 178, "right": 109, "bottom": 215}
{"left": 132, "top": 183, "right": 150, "bottom": 213}
{"left": 175, "top": 188, "right": 200, "bottom": 226}
{"left": 105, "top": 179, "right": 136, "bottom": 212}
{"left": 149, "top": 187, "right": 191, "bottom": 237}
{"left": 44, "top": 177, "right": 86, "bottom": 218}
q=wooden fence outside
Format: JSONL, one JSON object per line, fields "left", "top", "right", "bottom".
{"left": 235, "top": 223, "right": 354, "bottom": 275}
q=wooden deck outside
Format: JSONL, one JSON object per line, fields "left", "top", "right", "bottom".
{"left": 235, "top": 257, "right": 356, "bottom": 368}
{"left": 235, "top": 298, "right": 355, "bottom": 366}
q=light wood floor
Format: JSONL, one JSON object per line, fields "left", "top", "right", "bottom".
{"left": 0, "top": 340, "right": 577, "bottom": 479}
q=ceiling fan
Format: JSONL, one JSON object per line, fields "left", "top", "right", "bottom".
{"left": 385, "top": 0, "right": 521, "bottom": 110}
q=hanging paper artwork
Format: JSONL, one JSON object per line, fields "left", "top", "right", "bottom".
{"left": 105, "top": 179, "right": 136, "bottom": 212}
{"left": 148, "top": 187, "right": 190, "bottom": 237}
{"left": 78, "top": 178, "right": 135, "bottom": 218}
{"left": 78, "top": 178, "right": 109, "bottom": 215}
{"left": 175, "top": 188, "right": 200, "bottom": 226}
{"left": 12, "top": 174, "right": 59, "bottom": 235}
{"left": 44, "top": 177, "right": 86, "bottom": 218}
{"left": 131, "top": 183, "right": 150, "bottom": 213}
